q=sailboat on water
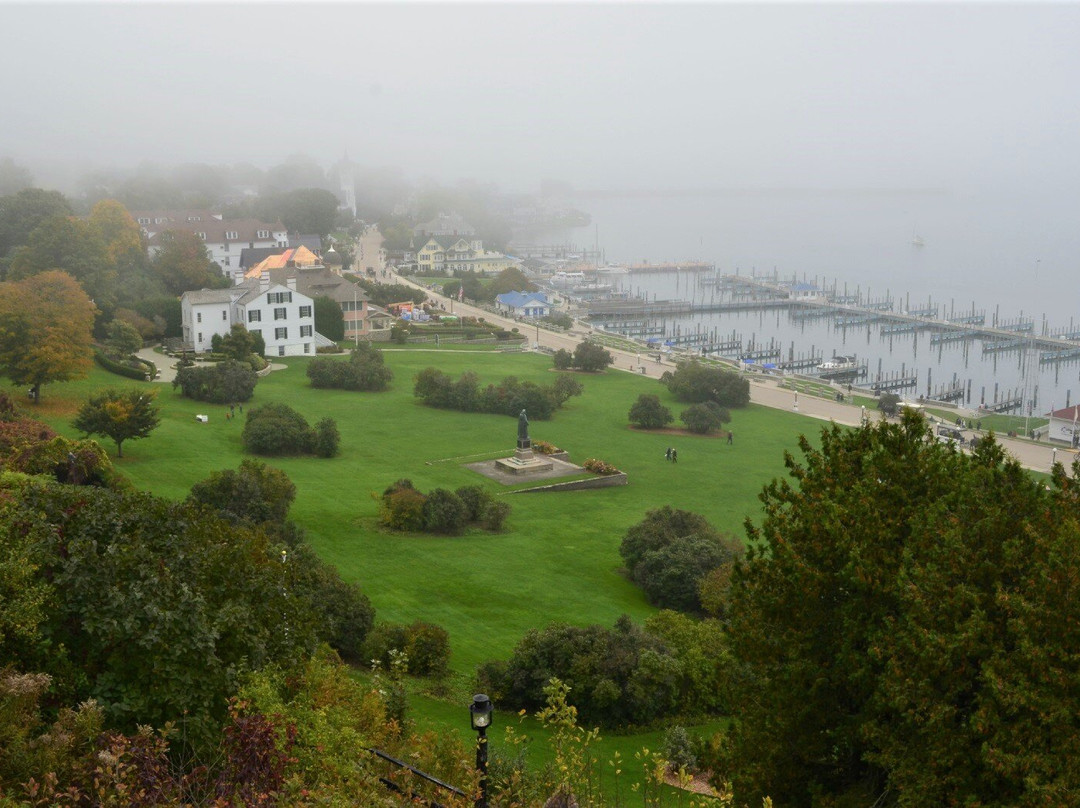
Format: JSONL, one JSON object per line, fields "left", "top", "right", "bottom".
{"left": 911, "top": 229, "right": 925, "bottom": 247}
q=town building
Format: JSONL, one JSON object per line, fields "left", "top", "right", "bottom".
{"left": 133, "top": 209, "right": 289, "bottom": 284}
{"left": 180, "top": 276, "right": 317, "bottom": 357}
{"left": 495, "top": 291, "right": 552, "bottom": 318}
{"left": 1045, "top": 404, "right": 1080, "bottom": 446}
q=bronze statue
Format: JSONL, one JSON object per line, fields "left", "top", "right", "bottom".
{"left": 517, "top": 409, "right": 529, "bottom": 443}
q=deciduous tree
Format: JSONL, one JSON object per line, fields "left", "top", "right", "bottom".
{"left": 0, "top": 270, "right": 97, "bottom": 402}
{"left": 72, "top": 388, "right": 161, "bottom": 458}
{"left": 152, "top": 229, "right": 227, "bottom": 295}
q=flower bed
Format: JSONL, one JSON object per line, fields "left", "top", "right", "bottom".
{"left": 583, "top": 458, "right": 621, "bottom": 475}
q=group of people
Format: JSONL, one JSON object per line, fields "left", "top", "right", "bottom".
{"left": 665, "top": 447, "right": 678, "bottom": 463}
{"left": 224, "top": 403, "right": 243, "bottom": 421}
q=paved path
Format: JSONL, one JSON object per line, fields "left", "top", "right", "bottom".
{"left": 394, "top": 270, "right": 1070, "bottom": 475}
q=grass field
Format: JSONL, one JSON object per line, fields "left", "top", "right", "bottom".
{"left": 25, "top": 348, "right": 822, "bottom": 799}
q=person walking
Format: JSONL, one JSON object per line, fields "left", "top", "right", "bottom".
{"left": 727, "top": 431, "right": 733, "bottom": 445}
{"left": 665, "top": 447, "right": 672, "bottom": 461}
{"left": 671, "top": 449, "right": 678, "bottom": 464}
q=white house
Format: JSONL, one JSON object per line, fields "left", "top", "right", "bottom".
{"left": 1045, "top": 404, "right": 1080, "bottom": 446}
{"left": 135, "top": 209, "right": 289, "bottom": 284}
{"left": 495, "top": 291, "right": 552, "bottom": 318}
{"left": 180, "top": 276, "right": 318, "bottom": 357}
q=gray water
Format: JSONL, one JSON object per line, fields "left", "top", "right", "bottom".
{"left": 554, "top": 189, "right": 1080, "bottom": 414}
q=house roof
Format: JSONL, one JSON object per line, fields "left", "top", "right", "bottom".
{"left": 245, "top": 245, "right": 322, "bottom": 276}
{"left": 417, "top": 234, "right": 474, "bottom": 252}
{"left": 496, "top": 291, "right": 549, "bottom": 308}
{"left": 180, "top": 288, "right": 234, "bottom": 305}
{"left": 1048, "top": 404, "right": 1080, "bottom": 420}
{"left": 242, "top": 267, "right": 369, "bottom": 305}
{"left": 143, "top": 215, "right": 286, "bottom": 244}
{"left": 239, "top": 247, "right": 282, "bottom": 269}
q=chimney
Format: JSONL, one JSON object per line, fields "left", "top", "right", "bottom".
{"left": 260, "top": 271, "right": 270, "bottom": 293}
{"left": 286, "top": 276, "right": 297, "bottom": 291}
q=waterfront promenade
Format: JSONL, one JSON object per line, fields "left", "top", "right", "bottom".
{"left": 395, "top": 269, "right": 1069, "bottom": 475}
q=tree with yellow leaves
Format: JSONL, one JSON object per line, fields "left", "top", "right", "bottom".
{"left": 0, "top": 270, "right": 97, "bottom": 402}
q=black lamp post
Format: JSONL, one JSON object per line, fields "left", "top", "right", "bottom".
{"left": 469, "top": 693, "right": 493, "bottom": 808}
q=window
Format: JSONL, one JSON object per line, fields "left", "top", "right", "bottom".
{"left": 197, "top": 332, "right": 203, "bottom": 343}
{"left": 300, "top": 325, "right": 312, "bottom": 337}
{"left": 278, "top": 346, "right": 285, "bottom": 357}
{"left": 257, "top": 230, "right": 270, "bottom": 239}
{"left": 195, "top": 232, "right": 206, "bottom": 240}
{"left": 225, "top": 230, "right": 238, "bottom": 240}
{"left": 299, "top": 305, "right": 312, "bottom": 318}
{"left": 274, "top": 307, "right": 287, "bottom": 320}
{"left": 187, "top": 216, "right": 202, "bottom": 222}
{"left": 222, "top": 310, "right": 227, "bottom": 320}
{"left": 249, "top": 328, "right": 260, "bottom": 339}
{"left": 196, "top": 312, "right": 202, "bottom": 323}
{"left": 275, "top": 327, "right": 288, "bottom": 340}
{"left": 303, "top": 343, "right": 310, "bottom": 354}
{"left": 138, "top": 217, "right": 150, "bottom": 225}
{"left": 248, "top": 310, "right": 261, "bottom": 323}
{"left": 267, "top": 292, "right": 293, "bottom": 304}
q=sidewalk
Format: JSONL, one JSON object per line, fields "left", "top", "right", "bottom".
{"left": 389, "top": 269, "right": 1072, "bottom": 474}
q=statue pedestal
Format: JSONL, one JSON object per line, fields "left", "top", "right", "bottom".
{"left": 495, "top": 439, "right": 554, "bottom": 475}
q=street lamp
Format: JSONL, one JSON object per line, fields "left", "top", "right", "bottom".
{"left": 469, "top": 694, "right": 493, "bottom": 808}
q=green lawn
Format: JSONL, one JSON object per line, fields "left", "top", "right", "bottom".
{"left": 25, "top": 352, "right": 820, "bottom": 800}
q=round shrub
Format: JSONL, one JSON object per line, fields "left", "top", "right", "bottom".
{"left": 361, "top": 622, "right": 411, "bottom": 669}
{"left": 405, "top": 620, "right": 451, "bottom": 678}
{"left": 422, "top": 488, "right": 469, "bottom": 535}
{"left": 455, "top": 485, "right": 493, "bottom": 522}
{"left": 380, "top": 487, "right": 427, "bottom": 532}
{"left": 481, "top": 500, "right": 511, "bottom": 532}
{"left": 553, "top": 348, "right": 573, "bottom": 370}
{"left": 242, "top": 403, "right": 314, "bottom": 456}
{"left": 629, "top": 394, "right": 674, "bottom": 429}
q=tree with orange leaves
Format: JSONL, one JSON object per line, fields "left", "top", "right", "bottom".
{"left": 0, "top": 270, "right": 97, "bottom": 402}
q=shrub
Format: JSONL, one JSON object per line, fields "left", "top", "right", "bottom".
{"left": 878, "top": 391, "right": 901, "bottom": 416}
{"left": 455, "top": 485, "right": 494, "bottom": 522}
{"left": 379, "top": 487, "right": 427, "bottom": 532}
{"left": 307, "top": 343, "right": 393, "bottom": 392}
{"left": 242, "top": 403, "right": 314, "bottom": 456}
{"left": 361, "top": 622, "right": 411, "bottom": 670}
{"left": 313, "top": 417, "right": 340, "bottom": 458}
{"left": 680, "top": 401, "right": 730, "bottom": 434}
{"left": 629, "top": 394, "right": 674, "bottom": 429}
{"left": 553, "top": 348, "right": 573, "bottom": 370}
{"left": 94, "top": 349, "right": 152, "bottom": 380}
{"left": 551, "top": 375, "right": 584, "bottom": 405}
{"left": 404, "top": 621, "right": 451, "bottom": 679}
{"left": 619, "top": 507, "right": 741, "bottom": 613}
{"left": 422, "top": 488, "right": 469, "bottom": 535}
{"left": 572, "top": 341, "right": 613, "bottom": 372}
{"left": 660, "top": 360, "right": 750, "bottom": 408}
{"left": 662, "top": 726, "right": 699, "bottom": 773}
{"left": 361, "top": 621, "right": 451, "bottom": 679}
{"left": 414, "top": 368, "right": 573, "bottom": 420}
{"left": 173, "top": 359, "right": 257, "bottom": 404}
{"left": 531, "top": 440, "right": 561, "bottom": 455}
{"left": 481, "top": 500, "right": 511, "bottom": 532}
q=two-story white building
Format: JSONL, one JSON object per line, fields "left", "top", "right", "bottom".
{"left": 135, "top": 209, "right": 289, "bottom": 284}
{"left": 180, "top": 275, "right": 318, "bottom": 357}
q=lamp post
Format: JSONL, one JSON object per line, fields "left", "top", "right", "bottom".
{"left": 469, "top": 694, "right": 493, "bottom": 808}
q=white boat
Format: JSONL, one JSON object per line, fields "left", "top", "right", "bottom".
{"left": 817, "top": 355, "right": 858, "bottom": 371}
{"left": 550, "top": 270, "right": 586, "bottom": 287}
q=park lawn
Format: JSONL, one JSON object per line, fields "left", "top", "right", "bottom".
{"left": 28, "top": 351, "right": 813, "bottom": 672}
{"left": 21, "top": 351, "right": 818, "bottom": 792}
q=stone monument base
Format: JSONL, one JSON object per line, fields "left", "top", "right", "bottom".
{"left": 494, "top": 447, "right": 554, "bottom": 475}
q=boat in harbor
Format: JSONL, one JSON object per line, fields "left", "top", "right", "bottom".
{"left": 550, "top": 270, "right": 586, "bottom": 287}
{"left": 817, "top": 355, "right": 858, "bottom": 371}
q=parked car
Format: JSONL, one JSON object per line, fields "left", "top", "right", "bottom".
{"left": 936, "top": 424, "right": 964, "bottom": 446}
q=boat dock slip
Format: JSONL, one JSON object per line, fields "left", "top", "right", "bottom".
{"left": 585, "top": 275, "right": 1080, "bottom": 354}
{"left": 626, "top": 261, "right": 715, "bottom": 273}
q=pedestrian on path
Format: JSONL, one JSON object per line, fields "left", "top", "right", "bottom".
{"left": 727, "top": 431, "right": 733, "bottom": 445}
{"left": 671, "top": 449, "right": 678, "bottom": 464}
{"left": 665, "top": 447, "right": 672, "bottom": 461}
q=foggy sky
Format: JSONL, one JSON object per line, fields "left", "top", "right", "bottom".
{"left": 3, "top": 2, "right": 1079, "bottom": 193}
